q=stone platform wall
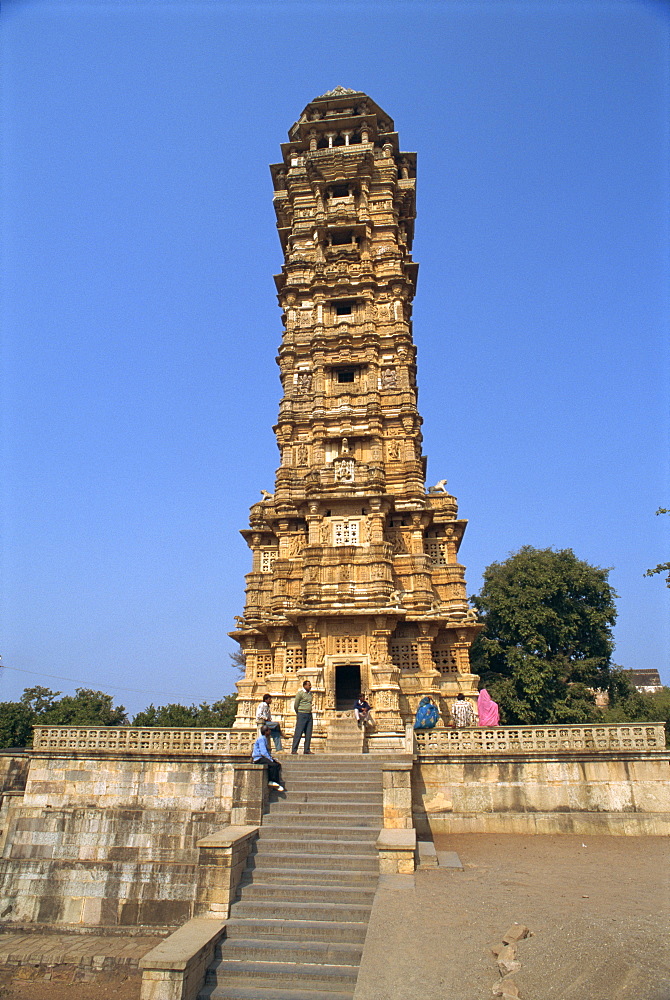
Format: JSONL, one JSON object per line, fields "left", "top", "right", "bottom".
{"left": 0, "top": 751, "right": 240, "bottom": 929}
{"left": 413, "top": 723, "right": 670, "bottom": 835}
{"left": 0, "top": 722, "right": 667, "bottom": 934}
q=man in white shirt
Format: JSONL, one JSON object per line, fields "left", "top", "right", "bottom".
{"left": 255, "top": 693, "right": 282, "bottom": 750}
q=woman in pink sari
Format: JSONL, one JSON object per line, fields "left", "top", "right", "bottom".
{"left": 477, "top": 688, "right": 500, "bottom": 727}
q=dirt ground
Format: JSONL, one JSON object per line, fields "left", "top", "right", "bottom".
{"left": 0, "top": 967, "right": 141, "bottom": 1000}
{"left": 0, "top": 834, "right": 668, "bottom": 999}
{"left": 357, "top": 833, "right": 670, "bottom": 1000}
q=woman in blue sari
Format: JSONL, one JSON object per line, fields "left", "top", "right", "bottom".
{"left": 414, "top": 696, "right": 439, "bottom": 730}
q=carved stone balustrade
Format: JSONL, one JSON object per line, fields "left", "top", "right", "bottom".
{"left": 414, "top": 723, "right": 667, "bottom": 757}
{"left": 32, "top": 726, "right": 257, "bottom": 756}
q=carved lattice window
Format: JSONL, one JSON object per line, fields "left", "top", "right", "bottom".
{"left": 260, "top": 550, "right": 278, "bottom": 573}
{"left": 284, "top": 646, "right": 305, "bottom": 673}
{"left": 335, "top": 636, "right": 359, "bottom": 654}
{"left": 432, "top": 646, "right": 458, "bottom": 674}
{"left": 332, "top": 520, "right": 359, "bottom": 545}
{"left": 255, "top": 653, "right": 273, "bottom": 678}
{"left": 390, "top": 641, "right": 419, "bottom": 670}
{"left": 425, "top": 541, "right": 448, "bottom": 566}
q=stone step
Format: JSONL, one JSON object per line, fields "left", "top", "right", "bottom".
{"left": 239, "top": 866, "right": 377, "bottom": 887}
{"left": 265, "top": 807, "right": 382, "bottom": 822}
{"left": 217, "top": 938, "right": 363, "bottom": 965}
{"left": 237, "top": 881, "right": 376, "bottom": 905}
{"left": 246, "top": 850, "right": 378, "bottom": 872}
{"left": 249, "top": 838, "right": 377, "bottom": 856}
{"left": 277, "top": 759, "right": 382, "bottom": 769}
{"left": 257, "top": 825, "right": 378, "bottom": 842}
{"left": 277, "top": 782, "right": 380, "bottom": 794}
{"left": 266, "top": 798, "right": 380, "bottom": 810}
{"left": 276, "top": 791, "right": 383, "bottom": 804}
{"left": 224, "top": 917, "right": 368, "bottom": 944}
{"left": 277, "top": 766, "right": 382, "bottom": 777}
{"left": 203, "top": 984, "right": 353, "bottom": 1000}
{"left": 231, "top": 900, "right": 372, "bottom": 923}
{"left": 208, "top": 959, "right": 359, "bottom": 991}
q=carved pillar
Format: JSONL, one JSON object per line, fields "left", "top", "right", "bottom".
{"left": 299, "top": 628, "right": 325, "bottom": 720}
{"left": 411, "top": 622, "right": 442, "bottom": 723}
{"left": 409, "top": 513, "right": 424, "bottom": 555}
{"left": 451, "top": 628, "right": 478, "bottom": 688}
{"left": 368, "top": 501, "right": 385, "bottom": 544}
{"left": 444, "top": 527, "right": 458, "bottom": 563}
{"left": 307, "top": 503, "right": 322, "bottom": 545}
{"left": 369, "top": 616, "right": 402, "bottom": 731}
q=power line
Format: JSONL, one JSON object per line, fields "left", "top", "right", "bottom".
{"left": 0, "top": 664, "right": 222, "bottom": 702}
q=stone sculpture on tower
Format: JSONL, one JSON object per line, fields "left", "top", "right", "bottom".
{"left": 232, "top": 88, "right": 480, "bottom": 739}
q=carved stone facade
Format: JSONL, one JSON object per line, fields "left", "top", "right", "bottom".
{"left": 232, "top": 90, "right": 481, "bottom": 733}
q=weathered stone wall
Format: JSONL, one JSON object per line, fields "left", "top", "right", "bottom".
{"left": 0, "top": 753, "right": 237, "bottom": 929}
{"left": 0, "top": 754, "right": 29, "bottom": 794}
{"left": 413, "top": 754, "right": 670, "bottom": 835}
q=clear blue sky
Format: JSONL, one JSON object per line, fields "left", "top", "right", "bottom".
{"left": 2, "top": 0, "right": 668, "bottom": 716}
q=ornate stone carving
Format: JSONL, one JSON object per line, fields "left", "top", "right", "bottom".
{"left": 334, "top": 458, "right": 355, "bottom": 482}
{"left": 381, "top": 367, "right": 398, "bottom": 389}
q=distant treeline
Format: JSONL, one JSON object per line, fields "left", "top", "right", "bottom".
{"left": 0, "top": 686, "right": 238, "bottom": 749}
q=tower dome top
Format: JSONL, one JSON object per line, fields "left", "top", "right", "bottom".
{"left": 315, "top": 86, "right": 359, "bottom": 98}
{"left": 288, "top": 90, "right": 395, "bottom": 144}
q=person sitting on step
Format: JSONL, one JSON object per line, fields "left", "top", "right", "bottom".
{"left": 252, "top": 725, "right": 285, "bottom": 791}
{"left": 353, "top": 693, "right": 374, "bottom": 729}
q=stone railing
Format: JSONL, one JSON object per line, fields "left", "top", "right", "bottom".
{"left": 32, "top": 726, "right": 257, "bottom": 755}
{"left": 414, "top": 723, "right": 667, "bottom": 756}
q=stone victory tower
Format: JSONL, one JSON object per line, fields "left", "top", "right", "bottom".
{"left": 232, "top": 87, "right": 480, "bottom": 738}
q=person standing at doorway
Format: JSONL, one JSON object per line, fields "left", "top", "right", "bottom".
{"left": 292, "top": 679, "right": 314, "bottom": 754}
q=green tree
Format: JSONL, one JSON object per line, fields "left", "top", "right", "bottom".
{"left": 20, "top": 686, "right": 59, "bottom": 714}
{"left": 132, "top": 696, "right": 238, "bottom": 728}
{"left": 39, "top": 688, "right": 127, "bottom": 726}
{"left": 644, "top": 508, "right": 670, "bottom": 587}
{"left": 132, "top": 703, "right": 199, "bottom": 727}
{"left": 0, "top": 702, "right": 35, "bottom": 749}
{"left": 470, "top": 546, "right": 618, "bottom": 724}
{"left": 201, "top": 695, "right": 238, "bottom": 727}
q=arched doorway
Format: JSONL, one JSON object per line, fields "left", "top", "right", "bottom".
{"left": 335, "top": 663, "right": 360, "bottom": 710}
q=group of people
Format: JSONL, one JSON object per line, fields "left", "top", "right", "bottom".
{"left": 251, "top": 680, "right": 317, "bottom": 792}
{"left": 251, "top": 682, "right": 500, "bottom": 790}
{"left": 414, "top": 689, "right": 500, "bottom": 730}
{"left": 251, "top": 682, "right": 375, "bottom": 790}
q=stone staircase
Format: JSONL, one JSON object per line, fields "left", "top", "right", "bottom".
{"left": 325, "top": 713, "right": 364, "bottom": 754}
{"left": 199, "top": 754, "right": 383, "bottom": 1000}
